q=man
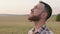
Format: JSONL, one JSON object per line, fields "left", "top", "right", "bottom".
{"left": 28, "top": 1, "right": 54, "bottom": 34}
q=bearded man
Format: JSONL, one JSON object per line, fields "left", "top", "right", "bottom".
{"left": 28, "top": 1, "right": 54, "bottom": 34}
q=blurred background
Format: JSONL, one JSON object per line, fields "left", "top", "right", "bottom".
{"left": 0, "top": 0, "right": 60, "bottom": 34}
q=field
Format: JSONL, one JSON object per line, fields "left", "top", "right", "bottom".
{"left": 0, "top": 15, "right": 60, "bottom": 34}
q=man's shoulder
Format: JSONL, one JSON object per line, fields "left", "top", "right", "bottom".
{"left": 28, "top": 25, "right": 54, "bottom": 34}
{"left": 28, "top": 28, "right": 54, "bottom": 34}
{"left": 47, "top": 30, "right": 54, "bottom": 34}
{"left": 42, "top": 25, "right": 54, "bottom": 34}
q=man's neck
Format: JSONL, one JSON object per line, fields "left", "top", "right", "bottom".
{"left": 33, "top": 19, "right": 46, "bottom": 32}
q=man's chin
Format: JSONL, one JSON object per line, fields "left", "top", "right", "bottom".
{"left": 28, "top": 16, "right": 40, "bottom": 21}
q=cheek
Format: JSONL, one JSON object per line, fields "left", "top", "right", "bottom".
{"left": 40, "top": 13, "right": 47, "bottom": 19}
{"left": 33, "top": 9, "right": 41, "bottom": 16}
{"left": 40, "top": 15, "right": 44, "bottom": 19}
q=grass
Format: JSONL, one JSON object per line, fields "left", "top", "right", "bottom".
{"left": 0, "top": 15, "right": 59, "bottom": 34}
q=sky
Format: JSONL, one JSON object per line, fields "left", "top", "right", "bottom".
{"left": 0, "top": 0, "right": 60, "bottom": 15}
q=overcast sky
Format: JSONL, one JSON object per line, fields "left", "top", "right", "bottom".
{"left": 0, "top": 0, "right": 60, "bottom": 15}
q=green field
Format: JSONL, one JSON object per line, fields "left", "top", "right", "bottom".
{"left": 0, "top": 15, "right": 60, "bottom": 34}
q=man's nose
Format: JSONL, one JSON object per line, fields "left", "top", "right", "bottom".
{"left": 31, "top": 9, "right": 34, "bottom": 12}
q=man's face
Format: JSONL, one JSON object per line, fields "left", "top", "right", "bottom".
{"left": 28, "top": 3, "right": 45, "bottom": 21}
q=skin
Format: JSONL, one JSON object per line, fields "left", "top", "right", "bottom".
{"left": 28, "top": 3, "right": 48, "bottom": 34}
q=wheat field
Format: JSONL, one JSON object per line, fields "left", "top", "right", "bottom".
{"left": 0, "top": 15, "right": 59, "bottom": 34}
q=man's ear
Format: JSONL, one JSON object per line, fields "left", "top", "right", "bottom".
{"left": 40, "top": 12, "right": 48, "bottom": 19}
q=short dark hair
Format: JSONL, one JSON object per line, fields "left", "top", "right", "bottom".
{"left": 40, "top": 1, "right": 52, "bottom": 20}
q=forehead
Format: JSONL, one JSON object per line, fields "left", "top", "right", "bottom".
{"left": 35, "top": 3, "right": 45, "bottom": 9}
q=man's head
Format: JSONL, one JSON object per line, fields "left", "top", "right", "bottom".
{"left": 28, "top": 1, "right": 52, "bottom": 21}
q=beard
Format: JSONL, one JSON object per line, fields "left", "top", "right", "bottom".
{"left": 28, "top": 15, "right": 40, "bottom": 21}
